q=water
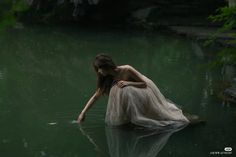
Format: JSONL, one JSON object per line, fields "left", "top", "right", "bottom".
{"left": 0, "top": 26, "right": 235, "bottom": 157}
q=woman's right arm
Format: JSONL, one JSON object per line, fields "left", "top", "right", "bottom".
{"left": 77, "top": 88, "right": 102, "bottom": 123}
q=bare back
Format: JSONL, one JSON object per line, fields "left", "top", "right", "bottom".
{"left": 115, "top": 65, "right": 143, "bottom": 82}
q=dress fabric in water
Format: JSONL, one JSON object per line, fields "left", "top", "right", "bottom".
{"left": 105, "top": 66, "right": 189, "bottom": 129}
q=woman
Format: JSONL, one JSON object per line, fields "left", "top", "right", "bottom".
{"left": 78, "top": 54, "right": 190, "bottom": 129}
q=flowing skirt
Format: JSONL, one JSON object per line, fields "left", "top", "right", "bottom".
{"left": 105, "top": 75, "right": 189, "bottom": 129}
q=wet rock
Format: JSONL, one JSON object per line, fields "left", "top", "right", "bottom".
{"left": 131, "top": 6, "right": 157, "bottom": 22}
{"left": 224, "top": 87, "right": 236, "bottom": 103}
{"left": 223, "top": 78, "right": 236, "bottom": 103}
{"left": 22, "top": 0, "right": 226, "bottom": 24}
{"left": 215, "top": 76, "right": 236, "bottom": 104}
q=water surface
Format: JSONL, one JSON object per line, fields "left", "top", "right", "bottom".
{"left": 0, "top": 26, "right": 235, "bottom": 157}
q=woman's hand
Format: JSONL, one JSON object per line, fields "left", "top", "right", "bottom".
{"left": 77, "top": 113, "right": 86, "bottom": 123}
{"left": 117, "top": 80, "right": 129, "bottom": 88}
{"left": 117, "top": 80, "right": 147, "bottom": 88}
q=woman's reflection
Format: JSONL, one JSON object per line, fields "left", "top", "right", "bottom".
{"left": 79, "top": 125, "right": 187, "bottom": 157}
{"left": 106, "top": 125, "right": 188, "bottom": 157}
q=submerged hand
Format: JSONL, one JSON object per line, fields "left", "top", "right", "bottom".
{"left": 117, "top": 80, "right": 129, "bottom": 88}
{"left": 77, "top": 113, "right": 86, "bottom": 123}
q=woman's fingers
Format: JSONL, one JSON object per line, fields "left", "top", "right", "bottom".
{"left": 78, "top": 114, "right": 85, "bottom": 123}
{"left": 117, "top": 81, "right": 122, "bottom": 87}
{"left": 117, "top": 81, "right": 126, "bottom": 88}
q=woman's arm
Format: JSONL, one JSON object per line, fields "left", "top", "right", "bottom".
{"left": 117, "top": 80, "right": 146, "bottom": 88}
{"left": 77, "top": 88, "right": 102, "bottom": 123}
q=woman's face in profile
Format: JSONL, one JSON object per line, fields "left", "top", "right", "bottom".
{"left": 98, "top": 68, "right": 108, "bottom": 76}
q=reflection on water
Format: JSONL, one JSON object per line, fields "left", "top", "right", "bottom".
{"left": 0, "top": 26, "right": 236, "bottom": 157}
{"left": 79, "top": 125, "right": 101, "bottom": 152}
{"left": 106, "top": 127, "right": 182, "bottom": 157}
{"left": 80, "top": 125, "right": 187, "bottom": 157}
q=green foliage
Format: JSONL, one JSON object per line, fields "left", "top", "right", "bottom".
{"left": 12, "top": 0, "right": 29, "bottom": 12}
{"left": 209, "top": 6, "right": 236, "bottom": 29}
{"left": 0, "top": 0, "right": 29, "bottom": 32}
{"left": 206, "top": 6, "right": 236, "bottom": 67}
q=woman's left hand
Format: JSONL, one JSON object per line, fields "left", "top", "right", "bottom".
{"left": 117, "top": 80, "right": 129, "bottom": 88}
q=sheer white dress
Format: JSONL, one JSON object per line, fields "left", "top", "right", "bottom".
{"left": 105, "top": 65, "right": 189, "bottom": 129}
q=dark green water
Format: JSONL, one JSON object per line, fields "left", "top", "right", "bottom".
{"left": 0, "top": 26, "right": 235, "bottom": 157}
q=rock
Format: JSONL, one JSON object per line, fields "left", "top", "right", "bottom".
{"left": 225, "top": 87, "right": 236, "bottom": 97}
{"left": 224, "top": 87, "right": 236, "bottom": 103}
{"left": 23, "top": 0, "right": 226, "bottom": 24}
{"left": 131, "top": 6, "right": 157, "bottom": 22}
{"left": 215, "top": 77, "right": 236, "bottom": 104}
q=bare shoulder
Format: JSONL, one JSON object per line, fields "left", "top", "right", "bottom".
{"left": 119, "top": 64, "right": 134, "bottom": 70}
{"left": 117, "top": 65, "right": 135, "bottom": 79}
{"left": 118, "top": 65, "right": 141, "bottom": 76}
{"left": 119, "top": 65, "right": 144, "bottom": 82}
